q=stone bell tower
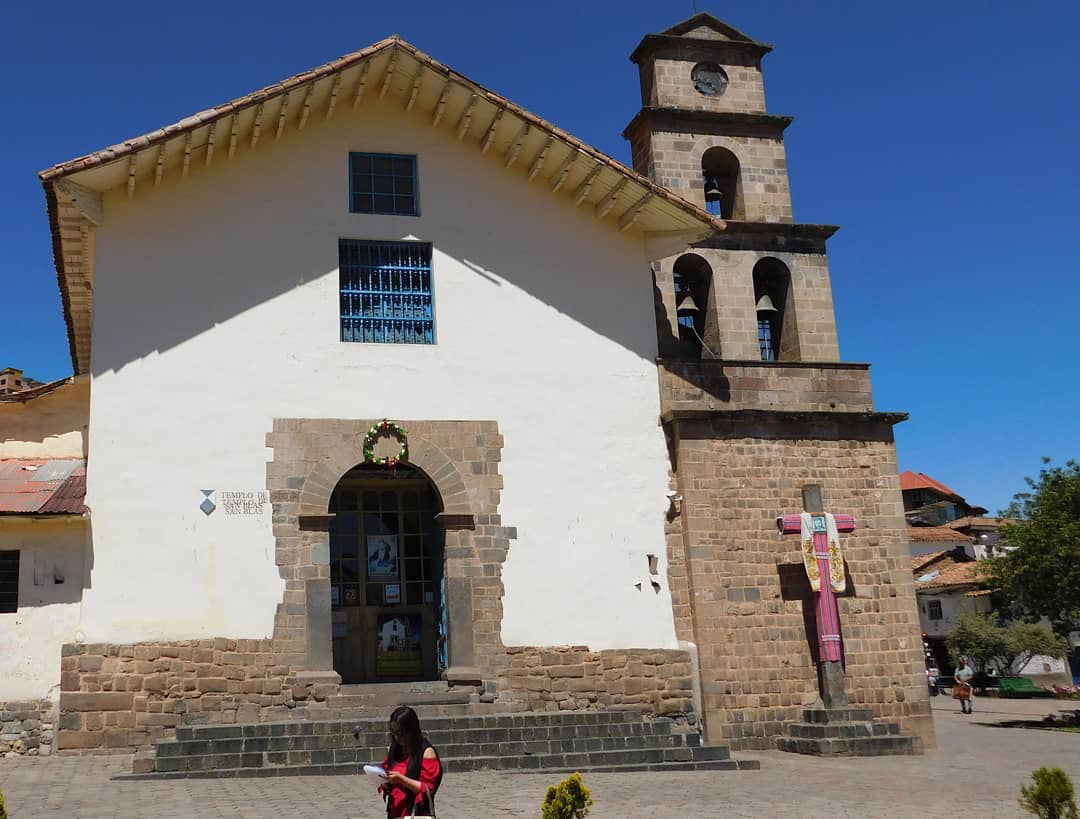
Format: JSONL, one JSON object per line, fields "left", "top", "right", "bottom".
{"left": 626, "top": 14, "right": 935, "bottom": 752}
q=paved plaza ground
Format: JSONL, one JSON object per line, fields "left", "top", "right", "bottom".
{"left": 2, "top": 698, "right": 1079, "bottom": 818}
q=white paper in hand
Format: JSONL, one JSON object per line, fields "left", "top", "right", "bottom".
{"left": 364, "top": 764, "right": 388, "bottom": 781}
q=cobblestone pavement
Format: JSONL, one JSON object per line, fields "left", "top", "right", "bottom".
{"left": 2, "top": 698, "right": 1078, "bottom": 818}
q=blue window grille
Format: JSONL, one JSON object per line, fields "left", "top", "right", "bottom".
{"left": 758, "top": 317, "right": 777, "bottom": 361}
{"left": 349, "top": 153, "right": 419, "bottom": 216}
{"left": 339, "top": 239, "right": 435, "bottom": 344}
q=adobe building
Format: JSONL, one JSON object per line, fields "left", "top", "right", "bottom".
{"left": 10, "top": 13, "right": 932, "bottom": 762}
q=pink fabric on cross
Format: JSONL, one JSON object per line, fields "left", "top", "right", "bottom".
{"left": 814, "top": 530, "right": 843, "bottom": 662}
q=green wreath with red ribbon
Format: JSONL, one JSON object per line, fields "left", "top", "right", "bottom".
{"left": 363, "top": 419, "right": 408, "bottom": 467}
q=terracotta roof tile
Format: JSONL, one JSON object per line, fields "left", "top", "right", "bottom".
{"left": 908, "top": 526, "right": 972, "bottom": 543}
{"left": 914, "top": 560, "right": 988, "bottom": 591}
{"left": 899, "top": 470, "right": 963, "bottom": 500}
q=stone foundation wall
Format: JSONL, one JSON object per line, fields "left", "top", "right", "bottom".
{"left": 57, "top": 640, "right": 342, "bottom": 751}
{"left": 499, "top": 647, "right": 695, "bottom": 717}
{"left": 667, "top": 413, "right": 935, "bottom": 750}
{"left": 1, "top": 699, "right": 54, "bottom": 757}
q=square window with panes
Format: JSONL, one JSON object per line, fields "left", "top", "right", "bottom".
{"left": 349, "top": 153, "right": 418, "bottom": 216}
{"left": 0, "top": 550, "right": 19, "bottom": 613}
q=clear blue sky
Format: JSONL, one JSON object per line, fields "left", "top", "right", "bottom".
{"left": 3, "top": 1, "right": 1077, "bottom": 513}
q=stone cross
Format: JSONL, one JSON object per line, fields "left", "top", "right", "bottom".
{"left": 777, "top": 485, "right": 855, "bottom": 709}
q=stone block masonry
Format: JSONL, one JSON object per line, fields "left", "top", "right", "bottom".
{"left": 665, "top": 412, "right": 935, "bottom": 751}
{"left": 500, "top": 647, "right": 696, "bottom": 717}
{"left": 56, "top": 639, "right": 331, "bottom": 752}
{"left": 1, "top": 699, "right": 54, "bottom": 757}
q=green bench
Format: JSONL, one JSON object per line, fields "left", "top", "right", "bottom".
{"left": 998, "top": 677, "right": 1054, "bottom": 698}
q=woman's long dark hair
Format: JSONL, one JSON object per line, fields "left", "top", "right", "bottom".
{"left": 388, "top": 705, "right": 428, "bottom": 781}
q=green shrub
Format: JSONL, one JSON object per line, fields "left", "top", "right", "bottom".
{"left": 1020, "top": 767, "right": 1079, "bottom": 819}
{"left": 542, "top": 772, "right": 593, "bottom": 819}
{"left": 0, "top": 786, "right": 6, "bottom": 819}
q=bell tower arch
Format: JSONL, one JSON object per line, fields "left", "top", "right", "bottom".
{"left": 624, "top": 12, "right": 794, "bottom": 223}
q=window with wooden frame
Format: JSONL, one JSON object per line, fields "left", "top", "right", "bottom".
{"left": 927, "top": 599, "right": 943, "bottom": 621}
{"left": 349, "top": 153, "right": 419, "bottom": 216}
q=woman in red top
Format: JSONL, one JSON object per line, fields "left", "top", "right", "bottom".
{"left": 379, "top": 706, "right": 443, "bottom": 818}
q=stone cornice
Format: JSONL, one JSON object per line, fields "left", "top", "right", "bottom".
{"left": 623, "top": 107, "right": 793, "bottom": 141}
{"left": 630, "top": 34, "right": 773, "bottom": 65}
{"left": 662, "top": 408, "right": 909, "bottom": 427}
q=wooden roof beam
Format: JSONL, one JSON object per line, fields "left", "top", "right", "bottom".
{"left": 154, "top": 143, "right": 166, "bottom": 187}
{"left": 404, "top": 65, "right": 424, "bottom": 111}
{"left": 352, "top": 60, "right": 372, "bottom": 107}
{"left": 456, "top": 94, "right": 478, "bottom": 140}
{"left": 182, "top": 132, "right": 192, "bottom": 178}
{"left": 572, "top": 163, "right": 603, "bottom": 206}
{"left": 595, "top": 179, "right": 629, "bottom": 220}
{"left": 504, "top": 123, "right": 530, "bottom": 168}
{"left": 618, "top": 192, "right": 654, "bottom": 231}
{"left": 481, "top": 109, "right": 504, "bottom": 153}
{"left": 379, "top": 50, "right": 398, "bottom": 98}
{"left": 298, "top": 83, "right": 316, "bottom": 130}
{"left": 204, "top": 122, "right": 216, "bottom": 166}
{"left": 325, "top": 73, "right": 342, "bottom": 119}
{"left": 250, "top": 102, "right": 264, "bottom": 148}
{"left": 549, "top": 150, "right": 578, "bottom": 192}
{"left": 227, "top": 114, "right": 239, "bottom": 158}
{"left": 275, "top": 91, "right": 291, "bottom": 140}
{"left": 527, "top": 135, "right": 554, "bottom": 180}
{"left": 431, "top": 79, "right": 451, "bottom": 127}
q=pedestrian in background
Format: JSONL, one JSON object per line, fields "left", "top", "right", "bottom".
{"left": 954, "top": 657, "right": 975, "bottom": 714}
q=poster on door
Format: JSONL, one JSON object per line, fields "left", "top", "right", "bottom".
{"left": 376, "top": 614, "right": 422, "bottom": 677}
{"left": 367, "top": 534, "right": 399, "bottom": 580}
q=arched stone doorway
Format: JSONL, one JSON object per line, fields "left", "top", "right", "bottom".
{"left": 328, "top": 463, "right": 447, "bottom": 684}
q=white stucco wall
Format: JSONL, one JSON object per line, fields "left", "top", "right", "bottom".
{"left": 83, "top": 98, "right": 677, "bottom": 651}
{"left": 918, "top": 590, "right": 989, "bottom": 639}
{"left": 0, "top": 518, "right": 87, "bottom": 700}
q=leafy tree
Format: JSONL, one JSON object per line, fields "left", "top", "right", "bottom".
{"left": 991, "top": 458, "right": 1080, "bottom": 639}
{"left": 946, "top": 613, "right": 1068, "bottom": 674}
{"left": 1020, "top": 767, "right": 1078, "bottom": 819}
{"left": 542, "top": 772, "right": 593, "bottom": 819}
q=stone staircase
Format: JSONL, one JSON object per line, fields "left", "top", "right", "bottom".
{"left": 121, "top": 710, "right": 759, "bottom": 779}
{"left": 775, "top": 707, "right": 922, "bottom": 756}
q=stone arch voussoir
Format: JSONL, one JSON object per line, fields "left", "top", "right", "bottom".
{"left": 296, "top": 425, "right": 473, "bottom": 517}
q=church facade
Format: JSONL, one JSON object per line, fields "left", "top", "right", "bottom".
{"left": 18, "top": 13, "right": 932, "bottom": 754}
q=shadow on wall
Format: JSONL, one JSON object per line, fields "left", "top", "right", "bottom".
{"left": 12, "top": 517, "right": 93, "bottom": 610}
{"left": 89, "top": 115, "right": 660, "bottom": 377}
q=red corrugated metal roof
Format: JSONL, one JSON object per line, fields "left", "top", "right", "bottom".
{"left": 0, "top": 459, "right": 86, "bottom": 515}
{"left": 899, "top": 470, "right": 963, "bottom": 500}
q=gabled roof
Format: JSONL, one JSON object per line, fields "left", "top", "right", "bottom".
{"left": 0, "top": 459, "right": 86, "bottom": 516}
{"left": 914, "top": 560, "right": 989, "bottom": 592}
{"left": 40, "top": 36, "right": 722, "bottom": 376}
{"left": 899, "top": 470, "right": 964, "bottom": 501}
{"left": 658, "top": 12, "right": 762, "bottom": 43}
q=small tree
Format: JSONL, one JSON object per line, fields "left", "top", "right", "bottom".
{"left": 946, "top": 613, "right": 1068, "bottom": 674}
{"left": 991, "top": 458, "right": 1080, "bottom": 640}
{"left": 542, "top": 772, "right": 593, "bottom": 819}
{"left": 1020, "top": 767, "right": 1079, "bottom": 819}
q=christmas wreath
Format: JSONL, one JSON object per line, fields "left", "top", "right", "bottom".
{"left": 363, "top": 419, "right": 408, "bottom": 467}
